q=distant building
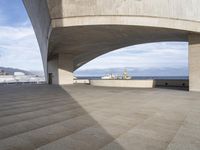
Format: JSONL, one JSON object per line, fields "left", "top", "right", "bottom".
{"left": 0, "top": 70, "right": 8, "bottom": 75}
{"left": 14, "top": 72, "right": 25, "bottom": 76}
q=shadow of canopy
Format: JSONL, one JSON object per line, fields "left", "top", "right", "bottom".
{"left": 0, "top": 84, "right": 125, "bottom": 149}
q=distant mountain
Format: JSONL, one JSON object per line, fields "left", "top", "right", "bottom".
{"left": 74, "top": 67, "right": 188, "bottom": 77}
{"left": 1, "top": 66, "right": 187, "bottom": 77}
{"left": 29, "top": 70, "right": 44, "bottom": 76}
{"left": 0, "top": 67, "right": 33, "bottom": 75}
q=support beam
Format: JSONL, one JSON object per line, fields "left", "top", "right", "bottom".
{"left": 47, "top": 54, "right": 74, "bottom": 85}
{"left": 189, "top": 34, "right": 200, "bottom": 91}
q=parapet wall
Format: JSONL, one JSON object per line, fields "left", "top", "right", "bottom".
{"left": 89, "top": 79, "right": 189, "bottom": 88}
{"left": 155, "top": 79, "right": 189, "bottom": 87}
{"left": 90, "top": 80, "right": 155, "bottom": 88}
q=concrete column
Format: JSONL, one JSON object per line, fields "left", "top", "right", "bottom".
{"left": 189, "top": 34, "right": 200, "bottom": 91}
{"left": 58, "top": 54, "right": 74, "bottom": 85}
{"left": 47, "top": 56, "right": 58, "bottom": 84}
{"left": 47, "top": 53, "right": 74, "bottom": 85}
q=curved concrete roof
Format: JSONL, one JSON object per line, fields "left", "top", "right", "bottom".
{"left": 23, "top": 0, "right": 200, "bottom": 71}
{"left": 49, "top": 25, "right": 188, "bottom": 69}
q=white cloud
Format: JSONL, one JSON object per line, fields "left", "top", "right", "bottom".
{"left": 78, "top": 42, "right": 188, "bottom": 70}
{"left": 0, "top": 23, "right": 188, "bottom": 73}
{"left": 0, "top": 25, "right": 43, "bottom": 71}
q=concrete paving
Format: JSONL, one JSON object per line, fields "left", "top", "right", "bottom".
{"left": 0, "top": 84, "right": 200, "bottom": 150}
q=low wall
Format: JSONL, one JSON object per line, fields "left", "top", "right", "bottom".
{"left": 155, "top": 79, "right": 189, "bottom": 87}
{"left": 90, "top": 79, "right": 189, "bottom": 88}
{"left": 74, "top": 79, "right": 90, "bottom": 84}
{"left": 90, "top": 80, "right": 155, "bottom": 88}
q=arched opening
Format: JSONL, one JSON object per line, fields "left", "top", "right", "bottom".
{"left": 74, "top": 41, "right": 188, "bottom": 90}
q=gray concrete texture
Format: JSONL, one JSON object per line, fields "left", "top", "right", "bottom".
{"left": 23, "top": 0, "right": 200, "bottom": 90}
{"left": 0, "top": 84, "right": 200, "bottom": 150}
{"left": 23, "top": 0, "right": 200, "bottom": 69}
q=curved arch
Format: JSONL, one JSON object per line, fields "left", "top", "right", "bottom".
{"left": 74, "top": 41, "right": 188, "bottom": 71}
{"left": 23, "top": 0, "right": 200, "bottom": 90}
{"left": 51, "top": 15, "right": 200, "bottom": 33}
{"left": 47, "top": 25, "right": 188, "bottom": 70}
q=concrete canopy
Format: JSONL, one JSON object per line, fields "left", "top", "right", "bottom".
{"left": 23, "top": 0, "right": 200, "bottom": 91}
{"left": 48, "top": 25, "right": 188, "bottom": 70}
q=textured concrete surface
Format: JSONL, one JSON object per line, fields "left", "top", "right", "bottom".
{"left": 189, "top": 34, "right": 200, "bottom": 92}
{"left": 23, "top": 0, "right": 200, "bottom": 87}
{"left": 23, "top": 0, "right": 200, "bottom": 69}
{"left": 90, "top": 79, "right": 155, "bottom": 88}
{"left": 0, "top": 84, "right": 200, "bottom": 150}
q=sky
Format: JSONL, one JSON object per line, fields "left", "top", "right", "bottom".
{"left": 0, "top": 0, "right": 188, "bottom": 76}
{"left": 78, "top": 42, "right": 188, "bottom": 70}
{"left": 0, "top": 0, "right": 43, "bottom": 71}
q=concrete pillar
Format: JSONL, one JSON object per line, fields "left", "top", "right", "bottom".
{"left": 189, "top": 34, "right": 200, "bottom": 91}
{"left": 47, "top": 56, "right": 58, "bottom": 84}
{"left": 47, "top": 53, "right": 74, "bottom": 85}
{"left": 58, "top": 54, "right": 74, "bottom": 85}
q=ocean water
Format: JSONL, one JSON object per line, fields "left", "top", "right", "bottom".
{"left": 77, "top": 76, "right": 189, "bottom": 80}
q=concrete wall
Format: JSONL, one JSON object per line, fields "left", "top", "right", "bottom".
{"left": 155, "top": 80, "right": 189, "bottom": 87}
{"left": 74, "top": 79, "right": 90, "bottom": 84}
{"left": 189, "top": 34, "right": 200, "bottom": 92}
{"left": 90, "top": 80, "right": 155, "bottom": 88}
{"left": 90, "top": 79, "right": 189, "bottom": 88}
{"left": 49, "top": 0, "right": 200, "bottom": 21}
{"left": 47, "top": 54, "right": 74, "bottom": 85}
{"left": 48, "top": 0, "right": 200, "bottom": 32}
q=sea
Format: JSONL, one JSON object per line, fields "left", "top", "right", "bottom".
{"left": 77, "top": 76, "right": 189, "bottom": 80}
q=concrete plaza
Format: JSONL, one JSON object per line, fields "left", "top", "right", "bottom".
{"left": 0, "top": 84, "right": 200, "bottom": 150}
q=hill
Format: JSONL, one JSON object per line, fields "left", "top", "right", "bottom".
{"left": 0, "top": 67, "right": 33, "bottom": 75}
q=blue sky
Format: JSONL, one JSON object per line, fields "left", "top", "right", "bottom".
{"left": 0, "top": 0, "right": 188, "bottom": 76}
{"left": 79, "top": 42, "right": 188, "bottom": 71}
{"left": 0, "top": 0, "right": 43, "bottom": 71}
